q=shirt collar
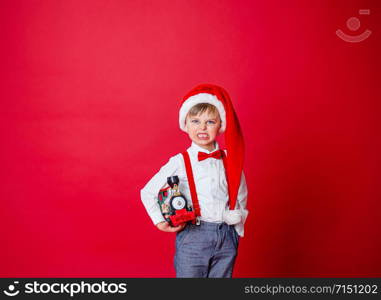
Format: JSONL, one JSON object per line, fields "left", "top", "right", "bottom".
{"left": 189, "top": 141, "right": 219, "bottom": 155}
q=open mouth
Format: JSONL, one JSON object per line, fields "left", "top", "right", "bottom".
{"left": 197, "top": 133, "right": 209, "bottom": 140}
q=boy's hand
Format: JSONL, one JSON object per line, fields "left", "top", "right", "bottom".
{"left": 156, "top": 221, "right": 186, "bottom": 233}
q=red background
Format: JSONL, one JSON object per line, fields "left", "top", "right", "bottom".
{"left": 1, "top": 0, "right": 380, "bottom": 277}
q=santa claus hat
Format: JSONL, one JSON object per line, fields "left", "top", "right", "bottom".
{"left": 179, "top": 83, "right": 245, "bottom": 225}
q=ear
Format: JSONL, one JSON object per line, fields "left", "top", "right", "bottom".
{"left": 184, "top": 117, "right": 190, "bottom": 133}
{"left": 217, "top": 117, "right": 222, "bottom": 135}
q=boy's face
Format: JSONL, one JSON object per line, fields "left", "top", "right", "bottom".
{"left": 185, "top": 109, "right": 221, "bottom": 151}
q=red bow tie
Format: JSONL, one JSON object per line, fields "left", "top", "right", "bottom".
{"left": 198, "top": 150, "right": 224, "bottom": 161}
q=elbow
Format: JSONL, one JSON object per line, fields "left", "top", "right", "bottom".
{"left": 140, "top": 188, "right": 148, "bottom": 202}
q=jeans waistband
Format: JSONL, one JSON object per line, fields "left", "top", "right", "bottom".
{"left": 188, "top": 220, "right": 234, "bottom": 231}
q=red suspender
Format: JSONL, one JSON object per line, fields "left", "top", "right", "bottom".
{"left": 181, "top": 149, "right": 236, "bottom": 216}
{"left": 181, "top": 151, "right": 201, "bottom": 217}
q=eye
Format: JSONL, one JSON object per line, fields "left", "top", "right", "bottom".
{"left": 191, "top": 119, "right": 200, "bottom": 124}
{"left": 207, "top": 120, "right": 216, "bottom": 125}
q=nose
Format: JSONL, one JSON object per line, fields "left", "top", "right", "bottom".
{"left": 200, "top": 122, "right": 207, "bottom": 130}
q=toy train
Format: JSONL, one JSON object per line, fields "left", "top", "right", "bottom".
{"left": 157, "top": 176, "right": 196, "bottom": 227}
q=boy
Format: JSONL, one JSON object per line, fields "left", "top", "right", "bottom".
{"left": 141, "top": 83, "right": 248, "bottom": 278}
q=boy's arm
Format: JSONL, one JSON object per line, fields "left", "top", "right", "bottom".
{"left": 140, "top": 155, "right": 179, "bottom": 226}
{"left": 235, "top": 171, "right": 249, "bottom": 235}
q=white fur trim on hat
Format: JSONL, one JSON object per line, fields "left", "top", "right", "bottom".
{"left": 179, "top": 93, "right": 226, "bottom": 133}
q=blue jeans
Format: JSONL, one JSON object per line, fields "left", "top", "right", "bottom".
{"left": 174, "top": 221, "right": 240, "bottom": 278}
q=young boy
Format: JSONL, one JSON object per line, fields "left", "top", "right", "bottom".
{"left": 140, "top": 83, "right": 248, "bottom": 278}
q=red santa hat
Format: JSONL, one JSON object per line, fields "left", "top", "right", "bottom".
{"left": 179, "top": 83, "right": 245, "bottom": 225}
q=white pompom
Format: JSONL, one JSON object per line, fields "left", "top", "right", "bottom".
{"left": 223, "top": 209, "right": 242, "bottom": 225}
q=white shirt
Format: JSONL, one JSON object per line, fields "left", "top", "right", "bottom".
{"left": 140, "top": 141, "right": 249, "bottom": 237}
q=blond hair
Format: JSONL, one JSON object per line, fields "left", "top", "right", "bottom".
{"left": 187, "top": 103, "right": 220, "bottom": 118}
